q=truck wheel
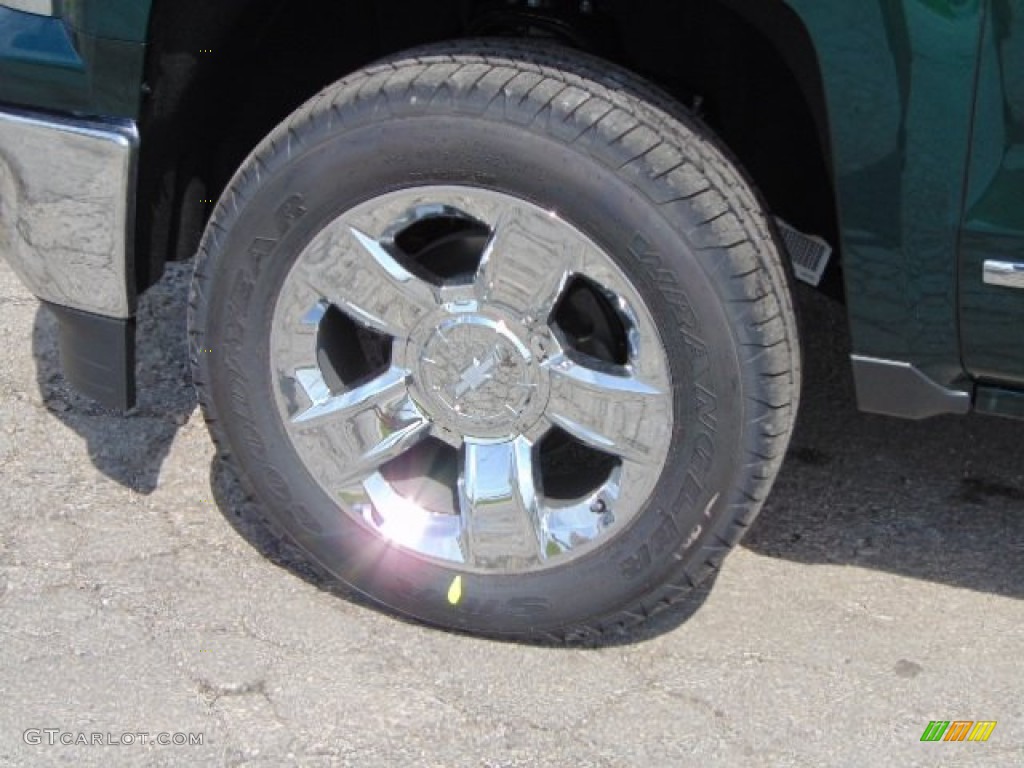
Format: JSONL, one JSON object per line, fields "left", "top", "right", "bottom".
{"left": 188, "top": 41, "right": 799, "bottom": 641}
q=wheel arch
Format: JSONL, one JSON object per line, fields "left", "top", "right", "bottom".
{"left": 716, "top": 0, "right": 834, "bottom": 178}
{"left": 135, "top": 0, "right": 839, "bottom": 298}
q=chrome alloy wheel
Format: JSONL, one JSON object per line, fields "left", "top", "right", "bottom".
{"left": 270, "top": 187, "right": 674, "bottom": 573}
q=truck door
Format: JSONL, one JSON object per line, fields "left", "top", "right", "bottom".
{"left": 960, "top": 1, "right": 1024, "bottom": 398}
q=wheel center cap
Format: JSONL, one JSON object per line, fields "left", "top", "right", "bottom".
{"left": 416, "top": 315, "right": 539, "bottom": 436}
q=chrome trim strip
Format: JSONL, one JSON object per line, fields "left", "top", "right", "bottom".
{"left": 0, "top": 108, "right": 137, "bottom": 318}
{"left": 0, "top": 1, "right": 56, "bottom": 16}
{"left": 983, "top": 260, "right": 1024, "bottom": 290}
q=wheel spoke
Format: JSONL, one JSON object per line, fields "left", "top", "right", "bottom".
{"left": 302, "top": 225, "right": 439, "bottom": 338}
{"left": 289, "top": 366, "right": 430, "bottom": 487}
{"left": 545, "top": 355, "right": 672, "bottom": 465}
{"left": 457, "top": 437, "right": 547, "bottom": 567}
{"left": 361, "top": 473, "right": 466, "bottom": 563}
{"left": 475, "top": 203, "right": 585, "bottom": 322}
{"left": 546, "top": 499, "right": 610, "bottom": 552}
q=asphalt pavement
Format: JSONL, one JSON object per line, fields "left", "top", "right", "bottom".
{"left": 0, "top": 258, "right": 1021, "bottom": 767}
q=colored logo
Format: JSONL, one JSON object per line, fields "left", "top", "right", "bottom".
{"left": 920, "top": 721, "right": 996, "bottom": 742}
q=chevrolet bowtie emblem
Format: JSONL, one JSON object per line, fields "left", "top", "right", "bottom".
{"left": 454, "top": 350, "right": 500, "bottom": 398}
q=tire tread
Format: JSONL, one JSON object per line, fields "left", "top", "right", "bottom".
{"left": 189, "top": 39, "right": 800, "bottom": 644}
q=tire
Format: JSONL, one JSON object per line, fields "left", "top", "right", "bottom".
{"left": 188, "top": 40, "right": 800, "bottom": 641}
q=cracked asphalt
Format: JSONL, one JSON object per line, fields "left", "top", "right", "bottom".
{"left": 0, "top": 257, "right": 1022, "bottom": 767}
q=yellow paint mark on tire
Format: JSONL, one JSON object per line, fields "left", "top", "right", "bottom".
{"left": 447, "top": 575, "right": 463, "bottom": 605}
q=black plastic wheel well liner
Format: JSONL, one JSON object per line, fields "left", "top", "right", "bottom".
{"left": 137, "top": 0, "right": 836, "bottom": 296}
